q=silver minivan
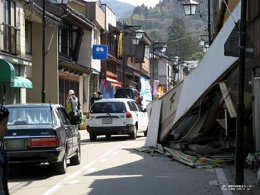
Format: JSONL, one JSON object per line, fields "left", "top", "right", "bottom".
{"left": 86, "top": 98, "right": 148, "bottom": 141}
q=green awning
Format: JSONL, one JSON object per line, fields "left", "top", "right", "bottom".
{"left": 91, "top": 69, "right": 100, "bottom": 75}
{"left": 11, "top": 76, "right": 33, "bottom": 89}
{"left": 0, "top": 59, "right": 15, "bottom": 84}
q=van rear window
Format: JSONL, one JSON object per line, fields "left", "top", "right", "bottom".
{"left": 90, "top": 102, "right": 126, "bottom": 113}
{"left": 115, "top": 89, "right": 135, "bottom": 99}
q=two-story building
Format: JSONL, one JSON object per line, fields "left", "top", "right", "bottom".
{"left": 0, "top": 0, "right": 33, "bottom": 104}
{"left": 24, "top": 0, "right": 96, "bottom": 113}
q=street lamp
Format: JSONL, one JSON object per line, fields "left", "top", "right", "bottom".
{"left": 181, "top": 0, "right": 212, "bottom": 45}
{"left": 182, "top": 0, "right": 199, "bottom": 15}
{"left": 172, "top": 56, "right": 180, "bottom": 82}
{"left": 202, "top": 43, "right": 209, "bottom": 53}
{"left": 122, "top": 26, "right": 145, "bottom": 96}
{"left": 151, "top": 42, "right": 167, "bottom": 100}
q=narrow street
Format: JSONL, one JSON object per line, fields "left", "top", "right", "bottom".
{"left": 8, "top": 131, "right": 222, "bottom": 195}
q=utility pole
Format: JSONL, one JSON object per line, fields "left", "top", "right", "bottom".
{"left": 235, "top": 0, "right": 247, "bottom": 185}
{"left": 42, "top": 0, "right": 46, "bottom": 103}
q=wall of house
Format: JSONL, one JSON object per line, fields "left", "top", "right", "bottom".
{"left": 142, "top": 57, "right": 150, "bottom": 75}
{"left": 70, "top": 1, "right": 86, "bottom": 16}
{"left": 27, "top": 22, "right": 58, "bottom": 103}
{"left": 78, "top": 30, "right": 92, "bottom": 68}
{"left": 91, "top": 29, "right": 101, "bottom": 72}
{"left": 248, "top": 1, "right": 260, "bottom": 57}
{"left": 158, "top": 59, "right": 167, "bottom": 85}
{"left": 101, "top": 5, "right": 117, "bottom": 30}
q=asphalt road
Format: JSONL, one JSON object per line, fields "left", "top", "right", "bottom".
{"left": 8, "top": 130, "right": 223, "bottom": 195}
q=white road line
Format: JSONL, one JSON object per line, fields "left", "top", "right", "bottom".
{"left": 112, "top": 152, "right": 118, "bottom": 155}
{"left": 101, "top": 159, "right": 108, "bottom": 162}
{"left": 86, "top": 168, "right": 96, "bottom": 173}
{"left": 215, "top": 168, "right": 233, "bottom": 195}
{"left": 69, "top": 180, "right": 80, "bottom": 184}
{"left": 42, "top": 146, "right": 120, "bottom": 195}
{"left": 209, "top": 180, "right": 219, "bottom": 186}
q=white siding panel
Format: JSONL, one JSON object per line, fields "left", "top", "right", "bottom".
{"left": 173, "top": 2, "right": 241, "bottom": 124}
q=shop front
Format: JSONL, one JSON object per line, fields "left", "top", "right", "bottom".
{"left": 0, "top": 59, "right": 33, "bottom": 104}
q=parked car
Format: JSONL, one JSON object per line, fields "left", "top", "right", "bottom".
{"left": 86, "top": 98, "right": 148, "bottom": 141}
{"left": 2, "top": 104, "right": 81, "bottom": 174}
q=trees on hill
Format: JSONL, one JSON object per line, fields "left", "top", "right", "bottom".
{"left": 167, "top": 18, "right": 202, "bottom": 60}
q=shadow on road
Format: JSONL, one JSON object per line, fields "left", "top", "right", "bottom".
{"left": 80, "top": 134, "right": 145, "bottom": 144}
{"left": 83, "top": 148, "right": 221, "bottom": 195}
{"left": 9, "top": 163, "right": 56, "bottom": 182}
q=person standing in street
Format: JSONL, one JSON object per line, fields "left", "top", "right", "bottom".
{"left": 0, "top": 105, "right": 10, "bottom": 195}
{"left": 66, "top": 90, "right": 80, "bottom": 114}
{"left": 97, "top": 91, "right": 103, "bottom": 100}
{"left": 135, "top": 92, "right": 143, "bottom": 107}
{"left": 90, "top": 92, "right": 98, "bottom": 106}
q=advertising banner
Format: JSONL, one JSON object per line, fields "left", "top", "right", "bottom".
{"left": 140, "top": 76, "right": 152, "bottom": 101}
{"left": 99, "top": 79, "right": 114, "bottom": 99}
{"left": 153, "top": 80, "right": 159, "bottom": 96}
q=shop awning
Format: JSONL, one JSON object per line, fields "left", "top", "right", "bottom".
{"left": 11, "top": 76, "right": 33, "bottom": 89}
{"left": 0, "top": 59, "right": 15, "bottom": 84}
{"left": 107, "top": 77, "right": 122, "bottom": 87}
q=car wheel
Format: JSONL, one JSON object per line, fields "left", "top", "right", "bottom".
{"left": 130, "top": 126, "right": 137, "bottom": 139}
{"left": 53, "top": 152, "right": 67, "bottom": 174}
{"left": 90, "top": 133, "right": 97, "bottom": 141}
{"left": 70, "top": 143, "right": 81, "bottom": 165}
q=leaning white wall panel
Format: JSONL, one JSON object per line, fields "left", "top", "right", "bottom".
{"left": 173, "top": 2, "right": 240, "bottom": 125}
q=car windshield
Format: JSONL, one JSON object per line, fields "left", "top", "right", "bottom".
{"left": 7, "top": 107, "right": 53, "bottom": 125}
{"left": 91, "top": 102, "right": 126, "bottom": 113}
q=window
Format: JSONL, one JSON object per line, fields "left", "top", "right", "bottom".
{"left": 7, "top": 107, "right": 53, "bottom": 125}
{"left": 134, "top": 102, "right": 143, "bottom": 112}
{"left": 108, "top": 33, "right": 116, "bottom": 54}
{"left": 59, "top": 23, "right": 73, "bottom": 57}
{"left": 2, "top": 0, "right": 20, "bottom": 55}
{"left": 25, "top": 20, "right": 32, "bottom": 54}
{"left": 57, "top": 108, "right": 71, "bottom": 125}
{"left": 127, "top": 101, "right": 134, "bottom": 111}
{"left": 130, "top": 102, "right": 138, "bottom": 111}
{"left": 90, "top": 102, "right": 126, "bottom": 113}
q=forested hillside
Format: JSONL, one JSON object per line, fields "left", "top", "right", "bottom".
{"left": 122, "top": 0, "right": 209, "bottom": 60}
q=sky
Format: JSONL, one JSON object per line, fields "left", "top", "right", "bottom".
{"left": 86, "top": 0, "right": 161, "bottom": 8}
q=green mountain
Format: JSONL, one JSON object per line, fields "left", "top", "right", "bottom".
{"left": 127, "top": 0, "right": 207, "bottom": 39}
{"left": 124, "top": 0, "right": 208, "bottom": 60}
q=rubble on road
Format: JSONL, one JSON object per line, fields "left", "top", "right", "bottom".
{"left": 164, "top": 147, "right": 225, "bottom": 168}
{"left": 135, "top": 144, "right": 165, "bottom": 156}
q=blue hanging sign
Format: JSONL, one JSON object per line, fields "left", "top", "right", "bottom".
{"left": 93, "top": 45, "right": 108, "bottom": 60}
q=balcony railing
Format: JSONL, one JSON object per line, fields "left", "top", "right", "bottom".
{"left": 1, "top": 23, "right": 20, "bottom": 55}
